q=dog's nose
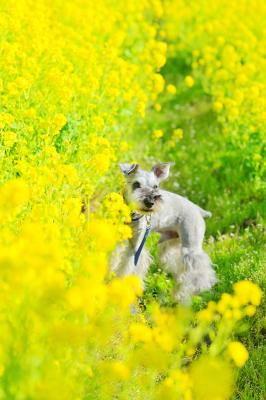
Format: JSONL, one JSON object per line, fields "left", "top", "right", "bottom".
{"left": 144, "top": 198, "right": 154, "bottom": 208}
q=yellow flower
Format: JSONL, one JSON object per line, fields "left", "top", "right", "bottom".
{"left": 108, "top": 275, "right": 142, "bottom": 309}
{"left": 89, "top": 152, "right": 112, "bottom": 175}
{"left": 24, "top": 107, "right": 37, "bottom": 118}
{"left": 129, "top": 323, "right": 153, "bottom": 343}
{"left": 86, "top": 366, "right": 93, "bottom": 377}
{"left": 153, "top": 129, "right": 164, "bottom": 139}
{"left": 110, "top": 361, "right": 130, "bottom": 380}
{"left": 0, "top": 179, "right": 30, "bottom": 211}
{"left": 0, "top": 112, "right": 15, "bottom": 128}
{"left": 224, "top": 310, "right": 233, "bottom": 319}
{"left": 197, "top": 308, "right": 213, "bottom": 322}
{"left": 236, "top": 73, "right": 247, "bottom": 85}
{"left": 184, "top": 76, "right": 194, "bottom": 88}
{"left": 213, "top": 101, "right": 223, "bottom": 112}
{"left": 153, "top": 73, "right": 165, "bottom": 94}
{"left": 232, "top": 309, "right": 242, "bottom": 320}
{"left": 52, "top": 113, "right": 67, "bottom": 132}
{"left": 217, "top": 293, "right": 233, "bottom": 314}
{"left": 233, "top": 281, "right": 262, "bottom": 306}
{"left": 166, "top": 84, "right": 177, "bottom": 94}
{"left": 120, "top": 141, "right": 129, "bottom": 151}
{"left": 190, "top": 356, "right": 234, "bottom": 400}
{"left": 186, "top": 347, "right": 195, "bottom": 356}
{"left": 2, "top": 130, "right": 17, "bottom": 148}
{"left": 86, "top": 219, "right": 117, "bottom": 251}
{"left": 172, "top": 128, "right": 183, "bottom": 140}
{"left": 155, "top": 53, "right": 166, "bottom": 69}
{"left": 153, "top": 327, "right": 176, "bottom": 352}
{"left": 245, "top": 305, "right": 256, "bottom": 317}
{"left": 228, "top": 341, "right": 249, "bottom": 367}
{"left": 154, "top": 103, "right": 162, "bottom": 112}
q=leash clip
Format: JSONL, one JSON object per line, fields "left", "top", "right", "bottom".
{"left": 145, "top": 214, "right": 151, "bottom": 228}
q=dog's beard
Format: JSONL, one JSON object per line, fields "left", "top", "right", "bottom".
{"left": 134, "top": 198, "right": 162, "bottom": 214}
{"left": 125, "top": 188, "right": 162, "bottom": 214}
{"left": 138, "top": 201, "right": 162, "bottom": 213}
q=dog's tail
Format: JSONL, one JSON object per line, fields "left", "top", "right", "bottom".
{"left": 198, "top": 207, "right": 212, "bottom": 219}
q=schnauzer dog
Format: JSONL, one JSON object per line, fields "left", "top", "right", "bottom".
{"left": 110, "top": 162, "right": 217, "bottom": 302}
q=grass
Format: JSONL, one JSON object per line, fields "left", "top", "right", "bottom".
{"left": 133, "top": 57, "right": 266, "bottom": 399}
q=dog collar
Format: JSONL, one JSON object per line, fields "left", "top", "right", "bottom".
{"left": 134, "top": 215, "right": 151, "bottom": 266}
{"left": 131, "top": 213, "right": 144, "bottom": 223}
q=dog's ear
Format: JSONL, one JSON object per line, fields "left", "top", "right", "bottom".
{"left": 152, "top": 162, "right": 172, "bottom": 181}
{"left": 119, "top": 163, "right": 139, "bottom": 176}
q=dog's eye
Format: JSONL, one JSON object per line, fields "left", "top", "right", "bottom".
{"left": 132, "top": 181, "right": 141, "bottom": 190}
{"left": 153, "top": 185, "right": 158, "bottom": 189}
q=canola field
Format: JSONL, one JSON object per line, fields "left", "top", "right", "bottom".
{"left": 0, "top": 0, "right": 265, "bottom": 399}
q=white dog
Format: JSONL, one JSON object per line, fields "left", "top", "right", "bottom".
{"left": 110, "top": 162, "right": 217, "bottom": 302}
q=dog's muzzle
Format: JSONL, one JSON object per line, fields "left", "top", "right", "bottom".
{"left": 143, "top": 194, "right": 161, "bottom": 209}
{"left": 143, "top": 198, "right": 154, "bottom": 209}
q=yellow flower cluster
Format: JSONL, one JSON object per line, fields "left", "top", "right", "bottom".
{"left": 228, "top": 341, "right": 249, "bottom": 368}
{"left": 0, "top": 0, "right": 168, "bottom": 397}
{"left": 153, "top": 129, "right": 164, "bottom": 139}
{"left": 198, "top": 281, "right": 262, "bottom": 323}
{"left": 120, "top": 281, "right": 261, "bottom": 400}
{"left": 167, "top": 83, "right": 177, "bottom": 94}
{"left": 163, "top": 0, "right": 266, "bottom": 186}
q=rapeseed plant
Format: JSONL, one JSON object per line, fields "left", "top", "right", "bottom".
{"left": 0, "top": 0, "right": 263, "bottom": 399}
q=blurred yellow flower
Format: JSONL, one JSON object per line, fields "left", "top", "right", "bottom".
{"left": 190, "top": 356, "right": 234, "bottom": 400}
{"left": 228, "top": 341, "right": 249, "bottom": 367}
{"left": 129, "top": 323, "right": 153, "bottom": 343}
{"left": 120, "top": 141, "right": 129, "bottom": 151}
{"left": 184, "top": 75, "right": 195, "bottom": 88}
{"left": 86, "top": 367, "right": 93, "bottom": 378}
{"left": 153, "top": 129, "right": 164, "bottom": 139}
{"left": 233, "top": 281, "right": 262, "bottom": 306}
{"left": 2, "top": 130, "right": 17, "bottom": 148}
{"left": 245, "top": 305, "right": 256, "bottom": 316}
{"left": 110, "top": 361, "right": 130, "bottom": 380}
{"left": 154, "top": 103, "right": 162, "bottom": 111}
{"left": 173, "top": 128, "right": 183, "bottom": 140}
{"left": 213, "top": 101, "right": 223, "bottom": 112}
{"left": 52, "top": 113, "right": 67, "bottom": 132}
{"left": 167, "top": 84, "right": 177, "bottom": 94}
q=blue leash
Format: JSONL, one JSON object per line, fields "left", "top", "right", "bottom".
{"left": 133, "top": 216, "right": 151, "bottom": 266}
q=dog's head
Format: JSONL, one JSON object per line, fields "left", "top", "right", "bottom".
{"left": 119, "top": 162, "right": 171, "bottom": 213}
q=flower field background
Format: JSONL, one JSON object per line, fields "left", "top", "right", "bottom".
{"left": 0, "top": 0, "right": 265, "bottom": 399}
